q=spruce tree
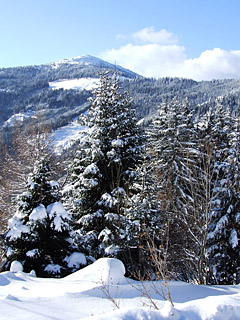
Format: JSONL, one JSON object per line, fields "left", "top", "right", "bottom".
{"left": 123, "top": 155, "right": 161, "bottom": 276}
{"left": 2, "top": 158, "right": 78, "bottom": 277}
{"left": 192, "top": 99, "right": 240, "bottom": 285}
{"left": 147, "top": 97, "right": 197, "bottom": 212}
{"left": 146, "top": 97, "right": 200, "bottom": 281}
{"left": 207, "top": 102, "right": 240, "bottom": 284}
{"left": 64, "top": 71, "right": 156, "bottom": 268}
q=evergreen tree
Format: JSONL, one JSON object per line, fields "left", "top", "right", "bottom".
{"left": 122, "top": 155, "right": 161, "bottom": 276}
{"left": 146, "top": 97, "right": 201, "bottom": 281}
{"left": 207, "top": 102, "right": 240, "bottom": 284}
{"left": 147, "top": 97, "right": 197, "bottom": 212}
{"left": 64, "top": 71, "right": 157, "bottom": 268}
{"left": 2, "top": 158, "right": 79, "bottom": 277}
{"left": 191, "top": 99, "right": 240, "bottom": 285}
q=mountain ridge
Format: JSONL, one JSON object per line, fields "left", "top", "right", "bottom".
{"left": 0, "top": 55, "right": 240, "bottom": 146}
{"left": 48, "top": 54, "right": 140, "bottom": 77}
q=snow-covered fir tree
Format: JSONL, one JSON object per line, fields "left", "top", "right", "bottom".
{"left": 64, "top": 71, "right": 158, "bottom": 269}
{"left": 146, "top": 97, "right": 202, "bottom": 281}
{"left": 2, "top": 158, "right": 83, "bottom": 277}
{"left": 122, "top": 155, "right": 161, "bottom": 276}
{"left": 206, "top": 102, "right": 240, "bottom": 284}
{"left": 191, "top": 101, "right": 230, "bottom": 284}
{"left": 148, "top": 97, "right": 239, "bottom": 285}
{"left": 147, "top": 97, "right": 197, "bottom": 213}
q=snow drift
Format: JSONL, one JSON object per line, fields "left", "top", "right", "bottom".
{"left": 0, "top": 258, "right": 239, "bottom": 320}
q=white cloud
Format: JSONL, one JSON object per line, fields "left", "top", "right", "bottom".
{"left": 178, "top": 48, "right": 240, "bottom": 81}
{"left": 100, "top": 28, "right": 240, "bottom": 81}
{"left": 132, "top": 27, "right": 178, "bottom": 45}
{"left": 101, "top": 43, "right": 186, "bottom": 78}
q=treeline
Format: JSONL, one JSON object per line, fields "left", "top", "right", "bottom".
{"left": 0, "top": 72, "right": 239, "bottom": 285}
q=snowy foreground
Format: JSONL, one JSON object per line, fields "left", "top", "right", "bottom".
{"left": 0, "top": 258, "right": 239, "bottom": 320}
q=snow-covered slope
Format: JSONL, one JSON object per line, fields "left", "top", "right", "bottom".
{"left": 3, "top": 112, "right": 35, "bottom": 128}
{"left": 49, "top": 55, "right": 139, "bottom": 79}
{"left": 49, "top": 78, "right": 100, "bottom": 91}
{"left": 51, "top": 116, "right": 146, "bottom": 155}
{"left": 0, "top": 258, "right": 239, "bottom": 320}
{"left": 51, "top": 120, "right": 87, "bottom": 154}
{"left": 51, "top": 55, "right": 109, "bottom": 67}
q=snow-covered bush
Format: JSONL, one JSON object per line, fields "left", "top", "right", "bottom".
{"left": 2, "top": 158, "right": 81, "bottom": 277}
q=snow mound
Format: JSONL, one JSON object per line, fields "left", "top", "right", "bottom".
{"left": 65, "top": 258, "right": 126, "bottom": 285}
{"left": 10, "top": 261, "right": 23, "bottom": 273}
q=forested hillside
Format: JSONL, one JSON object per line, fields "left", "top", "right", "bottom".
{"left": 1, "top": 55, "right": 240, "bottom": 146}
{"left": 0, "top": 69, "right": 239, "bottom": 286}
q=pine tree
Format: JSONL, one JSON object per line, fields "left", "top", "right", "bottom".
{"left": 2, "top": 158, "right": 78, "bottom": 277}
{"left": 64, "top": 71, "right": 156, "bottom": 268}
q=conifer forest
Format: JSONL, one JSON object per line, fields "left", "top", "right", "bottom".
{"left": 0, "top": 67, "right": 239, "bottom": 286}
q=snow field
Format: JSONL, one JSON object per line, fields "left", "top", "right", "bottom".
{"left": 0, "top": 258, "right": 239, "bottom": 320}
{"left": 49, "top": 78, "right": 100, "bottom": 91}
{"left": 51, "top": 121, "right": 87, "bottom": 154}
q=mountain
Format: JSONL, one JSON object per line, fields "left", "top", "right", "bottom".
{"left": 0, "top": 56, "right": 140, "bottom": 134}
{"left": 0, "top": 55, "right": 240, "bottom": 145}
{"left": 48, "top": 55, "right": 140, "bottom": 79}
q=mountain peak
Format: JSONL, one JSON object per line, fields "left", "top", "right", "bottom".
{"left": 53, "top": 55, "right": 105, "bottom": 66}
{"left": 49, "top": 55, "right": 140, "bottom": 79}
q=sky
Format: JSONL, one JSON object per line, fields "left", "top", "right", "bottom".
{"left": 0, "top": 0, "right": 240, "bottom": 80}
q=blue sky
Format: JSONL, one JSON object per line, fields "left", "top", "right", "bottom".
{"left": 0, "top": 0, "right": 240, "bottom": 80}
